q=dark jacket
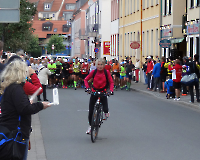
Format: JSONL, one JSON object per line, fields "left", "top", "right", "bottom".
{"left": 187, "top": 61, "right": 200, "bottom": 78}
{"left": 0, "top": 83, "right": 43, "bottom": 139}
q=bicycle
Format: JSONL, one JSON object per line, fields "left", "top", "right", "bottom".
{"left": 87, "top": 91, "right": 112, "bottom": 143}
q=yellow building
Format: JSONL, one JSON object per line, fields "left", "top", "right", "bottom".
{"left": 119, "top": 0, "right": 161, "bottom": 63}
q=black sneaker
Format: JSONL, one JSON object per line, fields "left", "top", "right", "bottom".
{"left": 44, "top": 99, "right": 49, "bottom": 101}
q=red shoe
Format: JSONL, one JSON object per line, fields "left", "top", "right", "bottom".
{"left": 62, "top": 85, "right": 65, "bottom": 88}
{"left": 182, "top": 94, "right": 187, "bottom": 96}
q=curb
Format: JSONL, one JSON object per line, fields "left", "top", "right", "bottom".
{"left": 131, "top": 87, "right": 200, "bottom": 111}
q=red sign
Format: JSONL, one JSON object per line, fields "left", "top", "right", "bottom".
{"left": 187, "top": 24, "right": 199, "bottom": 35}
{"left": 130, "top": 41, "right": 140, "bottom": 49}
{"left": 103, "top": 41, "right": 110, "bottom": 55}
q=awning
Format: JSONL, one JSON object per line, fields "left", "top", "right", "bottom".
{"left": 170, "top": 38, "right": 185, "bottom": 44}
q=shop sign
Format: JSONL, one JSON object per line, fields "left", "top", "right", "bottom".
{"left": 159, "top": 39, "right": 171, "bottom": 48}
{"left": 103, "top": 41, "right": 110, "bottom": 55}
{"left": 130, "top": 41, "right": 140, "bottom": 49}
{"left": 162, "top": 28, "right": 173, "bottom": 37}
{"left": 187, "top": 24, "right": 199, "bottom": 35}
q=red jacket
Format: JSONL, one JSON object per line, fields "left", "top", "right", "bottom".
{"left": 84, "top": 69, "right": 114, "bottom": 92}
{"left": 23, "top": 73, "right": 43, "bottom": 95}
{"left": 146, "top": 61, "right": 154, "bottom": 74}
{"left": 168, "top": 64, "right": 182, "bottom": 82}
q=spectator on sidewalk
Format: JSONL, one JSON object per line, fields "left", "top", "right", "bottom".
{"left": 37, "top": 61, "right": 52, "bottom": 101}
{"left": 168, "top": 59, "right": 182, "bottom": 101}
{"left": 152, "top": 59, "right": 161, "bottom": 92}
{"left": 142, "top": 58, "right": 148, "bottom": 84}
{"left": 164, "top": 56, "right": 174, "bottom": 79}
{"left": 135, "top": 59, "right": 140, "bottom": 83}
{"left": 187, "top": 54, "right": 200, "bottom": 103}
{"left": 182, "top": 56, "right": 190, "bottom": 96}
{"left": 0, "top": 41, "right": 5, "bottom": 71}
{"left": 146, "top": 56, "right": 154, "bottom": 90}
{"left": 160, "top": 57, "right": 168, "bottom": 92}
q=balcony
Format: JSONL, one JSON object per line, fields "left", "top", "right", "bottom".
{"left": 79, "top": 28, "right": 88, "bottom": 40}
{"left": 87, "top": 24, "right": 100, "bottom": 37}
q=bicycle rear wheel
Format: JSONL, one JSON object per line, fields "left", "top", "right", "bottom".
{"left": 91, "top": 107, "right": 99, "bottom": 143}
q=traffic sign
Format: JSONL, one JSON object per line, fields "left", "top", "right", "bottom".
{"left": 159, "top": 39, "right": 171, "bottom": 48}
{"left": 94, "top": 48, "right": 99, "bottom": 53}
{"left": 0, "top": 0, "right": 20, "bottom": 23}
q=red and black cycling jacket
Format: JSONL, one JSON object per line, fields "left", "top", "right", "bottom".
{"left": 84, "top": 69, "right": 114, "bottom": 92}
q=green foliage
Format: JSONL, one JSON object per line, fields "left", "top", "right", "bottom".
{"left": 0, "top": 0, "right": 37, "bottom": 52}
{"left": 47, "top": 35, "right": 66, "bottom": 54}
{"left": 26, "top": 35, "right": 41, "bottom": 57}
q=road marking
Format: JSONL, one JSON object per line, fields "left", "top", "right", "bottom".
{"left": 77, "top": 109, "right": 89, "bottom": 112}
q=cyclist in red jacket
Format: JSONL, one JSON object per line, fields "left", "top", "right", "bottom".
{"left": 168, "top": 59, "right": 182, "bottom": 101}
{"left": 84, "top": 58, "right": 114, "bottom": 134}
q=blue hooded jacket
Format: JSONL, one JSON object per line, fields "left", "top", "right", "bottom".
{"left": 152, "top": 63, "right": 161, "bottom": 78}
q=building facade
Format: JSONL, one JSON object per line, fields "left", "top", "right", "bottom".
{"left": 28, "top": 0, "right": 76, "bottom": 55}
{"left": 161, "top": 0, "right": 186, "bottom": 60}
{"left": 110, "top": 0, "right": 119, "bottom": 60}
{"left": 185, "top": 0, "right": 200, "bottom": 59}
{"left": 119, "top": 0, "right": 160, "bottom": 64}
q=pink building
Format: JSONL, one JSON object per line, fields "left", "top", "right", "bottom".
{"left": 111, "top": 0, "right": 119, "bottom": 60}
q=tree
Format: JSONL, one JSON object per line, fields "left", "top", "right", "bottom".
{"left": 47, "top": 35, "right": 66, "bottom": 54}
{"left": 0, "top": 0, "right": 37, "bottom": 52}
{"left": 26, "top": 35, "right": 41, "bottom": 57}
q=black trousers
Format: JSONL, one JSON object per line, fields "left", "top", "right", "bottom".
{"left": 182, "top": 84, "right": 188, "bottom": 94}
{"left": 189, "top": 82, "right": 199, "bottom": 102}
{"left": 37, "top": 85, "right": 47, "bottom": 100}
{"left": 154, "top": 77, "right": 160, "bottom": 91}
{"left": 88, "top": 95, "right": 108, "bottom": 126}
{"left": 147, "top": 73, "right": 154, "bottom": 89}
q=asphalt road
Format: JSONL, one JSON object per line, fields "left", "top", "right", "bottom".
{"left": 39, "top": 88, "right": 200, "bottom": 160}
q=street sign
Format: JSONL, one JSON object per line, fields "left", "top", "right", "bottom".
{"left": 94, "top": 48, "right": 99, "bottom": 53}
{"left": 0, "top": 0, "right": 20, "bottom": 23}
{"left": 159, "top": 39, "right": 171, "bottom": 48}
{"left": 130, "top": 41, "right": 140, "bottom": 49}
{"left": 0, "top": 0, "right": 20, "bottom": 8}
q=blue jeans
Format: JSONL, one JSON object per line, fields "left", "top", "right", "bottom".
{"left": 143, "top": 71, "right": 147, "bottom": 84}
{"left": 23, "top": 139, "right": 29, "bottom": 160}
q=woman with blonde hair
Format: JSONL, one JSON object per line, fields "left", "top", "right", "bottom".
{"left": 0, "top": 60, "right": 50, "bottom": 160}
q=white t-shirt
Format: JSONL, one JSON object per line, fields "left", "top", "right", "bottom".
{"left": 31, "top": 63, "right": 38, "bottom": 71}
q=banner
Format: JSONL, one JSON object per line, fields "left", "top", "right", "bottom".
{"left": 103, "top": 41, "right": 110, "bottom": 55}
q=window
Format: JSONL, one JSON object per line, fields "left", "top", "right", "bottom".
{"left": 130, "top": 0, "right": 132, "bottom": 13}
{"left": 164, "top": 0, "right": 167, "bottom": 15}
{"left": 125, "top": 34, "right": 126, "bottom": 57}
{"left": 156, "top": 29, "right": 158, "bottom": 56}
{"left": 125, "top": 0, "right": 127, "bottom": 16}
{"left": 147, "top": 31, "right": 149, "bottom": 56}
{"left": 196, "top": 37, "right": 199, "bottom": 55}
{"left": 66, "top": 4, "right": 76, "bottom": 10}
{"left": 43, "top": 26, "right": 51, "bottom": 31}
{"left": 190, "top": 37, "right": 194, "bottom": 58}
{"left": 190, "top": 0, "right": 194, "bottom": 8}
{"left": 156, "top": 0, "right": 159, "bottom": 5}
{"left": 133, "top": 0, "right": 135, "bottom": 12}
{"left": 44, "top": 3, "right": 50, "bottom": 9}
{"left": 142, "top": 32, "right": 145, "bottom": 56}
{"left": 64, "top": 12, "right": 73, "bottom": 20}
{"left": 143, "top": 0, "right": 145, "bottom": 9}
{"left": 151, "top": 30, "right": 153, "bottom": 55}
{"left": 198, "top": 0, "right": 200, "bottom": 6}
{"left": 147, "top": 0, "right": 149, "bottom": 8}
{"left": 120, "top": 0, "right": 122, "bottom": 17}
{"left": 169, "top": 0, "right": 171, "bottom": 14}
{"left": 151, "top": 0, "right": 153, "bottom": 6}
{"left": 43, "top": 13, "right": 49, "bottom": 18}
{"left": 137, "top": 0, "right": 139, "bottom": 11}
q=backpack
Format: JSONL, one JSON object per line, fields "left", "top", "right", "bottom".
{"left": 92, "top": 69, "right": 109, "bottom": 90}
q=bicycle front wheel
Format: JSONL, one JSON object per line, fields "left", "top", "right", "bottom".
{"left": 91, "top": 107, "right": 99, "bottom": 143}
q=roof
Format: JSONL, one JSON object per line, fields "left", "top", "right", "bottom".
{"left": 58, "top": 0, "right": 76, "bottom": 18}
{"left": 32, "top": 20, "right": 71, "bottom": 38}
{"left": 37, "top": 0, "right": 63, "bottom": 12}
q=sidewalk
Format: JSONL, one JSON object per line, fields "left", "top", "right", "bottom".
{"left": 130, "top": 82, "right": 200, "bottom": 110}
{"left": 27, "top": 114, "right": 47, "bottom": 160}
